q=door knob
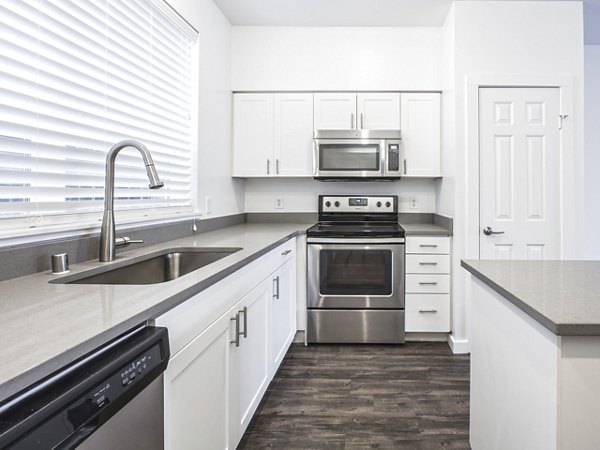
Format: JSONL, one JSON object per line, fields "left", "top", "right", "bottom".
{"left": 483, "top": 226, "right": 505, "bottom": 236}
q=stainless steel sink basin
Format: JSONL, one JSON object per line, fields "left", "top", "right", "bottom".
{"left": 52, "top": 247, "right": 242, "bottom": 285}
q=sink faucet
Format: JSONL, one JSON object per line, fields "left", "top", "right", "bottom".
{"left": 99, "top": 140, "right": 164, "bottom": 262}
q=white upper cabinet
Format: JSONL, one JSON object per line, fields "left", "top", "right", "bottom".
{"left": 357, "top": 93, "right": 400, "bottom": 129}
{"left": 400, "top": 93, "right": 441, "bottom": 177}
{"left": 313, "top": 93, "right": 357, "bottom": 130}
{"left": 233, "top": 94, "right": 274, "bottom": 177}
{"left": 274, "top": 93, "right": 314, "bottom": 176}
{"left": 233, "top": 91, "right": 442, "bottom": 178}
{"left": 314, "top": 92, "right": 400, "bottom": 130}
{"left": 233, "top": 93, "right": 313, "bottom": 177}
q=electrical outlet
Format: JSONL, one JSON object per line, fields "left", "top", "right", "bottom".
{"left": 409, "top": 197, "right": 419, "bottom": 210}
{"left": 275, "top": 196, "right": 284, "bottom": 209}
{"left": 205, "top": 196, "right": 213, "bottom": 214}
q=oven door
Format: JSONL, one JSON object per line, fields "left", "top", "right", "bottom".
{"left": 307, "top": 240, "right": 405, "bottom": 309}
{"left": 313, "top": 139, "right": 385, "bottom": 178}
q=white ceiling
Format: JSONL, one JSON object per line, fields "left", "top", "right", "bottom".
{"left": 212, "top": 0, "right": 454, "bottom": 27}
{"left": 213, "top": 0, "right": 600, "bottom": 43}
{"left": 213, "top": 0, "right": 582, "bottom": 28}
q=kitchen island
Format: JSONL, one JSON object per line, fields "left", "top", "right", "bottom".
{"left": 462, "top": 260, "right": 600, "bottom": 450}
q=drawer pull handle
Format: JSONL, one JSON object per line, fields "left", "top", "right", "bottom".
{"left": 419, "top": 309, "right": 438, "bottom": 313}
{"left": 273, "top": 276, "right": 280, "bottom": 299}
{"left": 419, "top": 282, "right": 438, "bottom": 285}
{"left": 419, "top": 262, "right": 438, "bottom": 266}
{"left": 230, "top": 313, "right": 240, "bottom": 347}
{"left": 419, "top": 244, "right": 438, "bottom": 248}
{"left": 239, "top": 306, "right": 248, "bottom": 339}
{"left": 281, "top": 249, "right": 292, "bottom": 256}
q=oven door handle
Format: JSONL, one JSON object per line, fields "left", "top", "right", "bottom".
{"left": 307, "top": 238, "right": 405, "bottom": 245}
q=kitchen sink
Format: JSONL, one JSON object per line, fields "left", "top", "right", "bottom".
{"left": 52, "top": 247, "right": 242, "bottom": 285}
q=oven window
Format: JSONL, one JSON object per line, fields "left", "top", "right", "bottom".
{"left": 319, "top": 249, "right": 392, "bottom": 295}
{"left": 319, "top": 144, "right": 380, "bottom": 171}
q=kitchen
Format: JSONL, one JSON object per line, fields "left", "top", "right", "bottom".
{"left": 0, "top": 0, "right": 596, "bottom": 449}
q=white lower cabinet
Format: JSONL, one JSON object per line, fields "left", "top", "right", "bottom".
{"left": 231, "top": 278, "right": 271, "bottom": 444}
{"left": 159, "top": 238, "right": 297, "bottom": 449}
{"left": 405, "top": 235, "right": 451, "bottom": 333}
{"left": 163, "top": 308, "right": 235, "bottom": 450}
{"left": 269, "top": 257, "right": 296, "bottom": 376}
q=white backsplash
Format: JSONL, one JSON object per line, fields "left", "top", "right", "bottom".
{"left": 244, "top": 178, "right": 436, "bottom": 213}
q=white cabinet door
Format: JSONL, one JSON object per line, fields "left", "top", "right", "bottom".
{"left": 163, "top": 309, "right": 235, "bottom": 450}
{"left": 274, "top": 93, "right": 313, "bottom": 176}
{"left": 232, "top": 278, "right": 271, "bottom": 446}
{"left": 357, "top": 93, "right": 400, "bottom": 130}
{"left": 269, "top": 257, "right": 297, "bottom": 377}
{"left": 313, "top": 93, "right": 356, "bottom": 130}
{"left": 233, "top": 94, "right": 274, "bottom": 176}
{"left": 400, "top": 93, "right": 441, "bottom": 177}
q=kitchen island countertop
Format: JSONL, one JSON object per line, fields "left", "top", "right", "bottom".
{"left": 462, "top": 259, "right": 600, "bottom": 336}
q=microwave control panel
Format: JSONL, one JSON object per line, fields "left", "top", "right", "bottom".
{"left": 321, "top": 196, "right": 396, "bottom": 213}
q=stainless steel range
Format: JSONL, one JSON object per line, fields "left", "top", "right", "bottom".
{"left": 306, "top": 195, "right": 405, "bottom": 344}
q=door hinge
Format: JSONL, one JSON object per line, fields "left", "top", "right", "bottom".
{"left": 559, "top": 114, "right": 569, "bottom": 130}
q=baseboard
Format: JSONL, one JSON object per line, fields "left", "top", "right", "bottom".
{"left": 447, "top": 334, "right": 470, "bottom": 354}
{"left": 293, "top": 330, "right": 306, "bottom": 344}
{"left": 405, "top": 332, "right": 448, "bottom": 342}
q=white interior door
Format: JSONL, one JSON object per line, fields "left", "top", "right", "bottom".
{"left": 479, "top": 87, "right": 561, "bottom": 260}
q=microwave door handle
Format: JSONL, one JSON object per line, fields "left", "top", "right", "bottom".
{"left": 381, "top": 141, "right": 386, "bottom": 176}
{"left": 350, "top": 113, "right": 354, "bottom": 129}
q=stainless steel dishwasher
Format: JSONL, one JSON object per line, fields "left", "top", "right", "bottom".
{"left": 0, "top": 326, "right": 169, "bottom": 449}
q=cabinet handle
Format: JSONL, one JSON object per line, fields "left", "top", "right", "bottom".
{"left": 281, "top": 249, "right": 292, "bottom": 256}
{"left": 403, "top": 158, "right": 407, "bottom": 175}
{"left": 276, "top": 158, "right": 280, "bottom": 174}
{"left": 239, "top": 306, "right": 248, "bottom": 339}
{"left": 230, "top": 313, "right": 240, "bottom": 347}
{"left": 273, "top": 276, "right": 280, "bottom": 299}
{"left": 419, "top": 309, "right": 438, "bottom": 313}
{"left": 419, "top": 244, "right": 438, "bottom": 248}
{"left": 266, "top": 159, "right": 270, "bottom": 175}
{"left": 350, "top": 113, "right": 354, "bottom": 129}
{"left": 419, "top": 262, "right": 438, "bottom": 266}
{"left": 419, "top": 282, "right": 438, "bottom": 286}
{"left": 360, "top": 113, "right": 364, "bottom": 129}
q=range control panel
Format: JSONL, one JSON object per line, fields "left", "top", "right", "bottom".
{"left": 321, "top": 196, "right": 396, "bottom": 213}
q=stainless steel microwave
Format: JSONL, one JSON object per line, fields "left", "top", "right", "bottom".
{"left": 313, "top": 129, "right": 403, "bottom": 181}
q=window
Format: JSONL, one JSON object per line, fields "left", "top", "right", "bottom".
{"left": 0, "top": 0, "right": 197, "bottom": 236}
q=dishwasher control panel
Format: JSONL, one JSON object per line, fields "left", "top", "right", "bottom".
{"left": 2, "top": 326, "right": 170, "bottom": 450}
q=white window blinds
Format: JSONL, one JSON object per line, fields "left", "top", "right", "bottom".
{"left": 0, "top": 0, "right": 197, "bottom": 223}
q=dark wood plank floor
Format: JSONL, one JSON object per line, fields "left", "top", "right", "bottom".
{"left": 238, "top": 342, "right": 470, "bottom": 449}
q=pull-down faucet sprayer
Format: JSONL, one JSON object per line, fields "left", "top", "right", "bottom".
{"left": 99, "top": 140, "right": 164, "bottom": 262}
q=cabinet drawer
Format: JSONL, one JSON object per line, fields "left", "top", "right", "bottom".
{"left": 271, "top": 237, "right": 296, "bottom": 269}
{"left": 406, "top": 274, "right": 450, "bottom": 294}
{"left": 405, "top": 294, "right": 450, "bottom": 332}
{"left": 406, "top": 236, "right": 450, "bottom": 254}
{"left": 406, "top": 254, "right": 450, "bottom": 274}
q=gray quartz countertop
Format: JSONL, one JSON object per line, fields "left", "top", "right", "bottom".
{"left": 401, "top": 223, "right": 452, "bottom": 236}
{"left": 0, "top": 222, "right": 311, "bottom": 402}
{"left": 462, "top": 259, "right": 600, "bottom": 336}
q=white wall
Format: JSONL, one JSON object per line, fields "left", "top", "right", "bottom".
{"left": 231, "top": 27, "right": 442, "bottom": 91}
{"left": 169, "top": 0, "right": 244, "bottom": 218}
{"left": 232, "top": 25, "right": 444, "bottom": 216}
{"left": 435, "top": 6, "right": 456, "bottom": 218}
{"left": 244, "top": 178, "right": 437, "bottom": 213}
{"left": 585, "top": 45, "right": 600, "bottom": 259}
{"left": 448, "top": 1, "right": 584, "bottom": 352}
